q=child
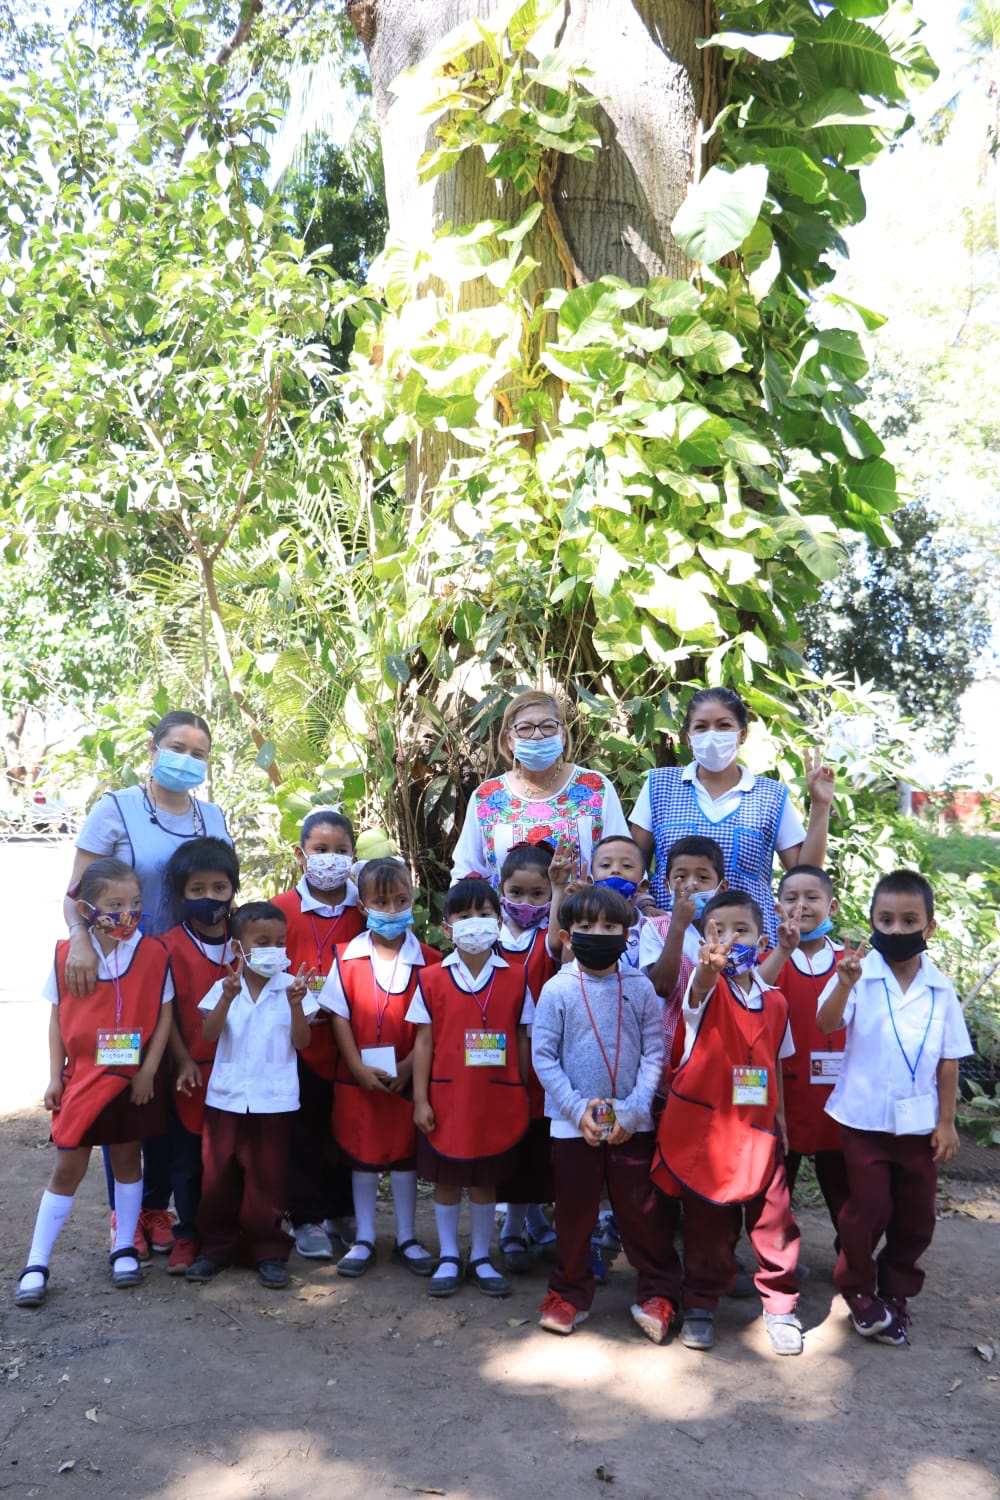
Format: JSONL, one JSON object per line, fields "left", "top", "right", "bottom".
{"left": 532, "top": 884, "right": 681, "bottom": 1340}
{"left": 316, "top": 856, "right": 439, "bottom": 1279}
{"left": 186, "top": 902, "right": 315, "bottom": 1290}
{"left": 273, "top": 809, "right": 362, "bottom": 1262}
{"left": 494, "top": 841, "right": 561, "bottom": 1269}
{"left": 651, "top": 890, "right": 803, "bottom": 1355}
{"left": 410, "top": 879, "right": 532, "bottom": 1299}
{"left": 16, "top": 859, "right": 175, "bottom": 1307}
{"left": 588, "top": 834, "right": 652, "bottom": 969}
{"left": 160, "top": 837, "right": 240, "bottom": 1274}
{"left": 817, "top": 870, "right": 972, "bottom": 1346}
{"left": 757, "top": 865, "right": 848, "bottom": 1239}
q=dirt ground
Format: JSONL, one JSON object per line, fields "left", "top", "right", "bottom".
{"left": 1, "top": 1109, "right": 998, "bottom": 1500}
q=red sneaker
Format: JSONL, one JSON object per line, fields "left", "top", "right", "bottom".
{"left": 630, "top": 1296, "right": 677, "bottom": 1345}
{"left": 141, "top": 1208, "right": 176, "bottom": 1254}
{"left": 110, "top": 1211, "right": 150, "bottom": 1262}
{"left": 537, "top": 1291, "right": 589, "bottom": 1336}
{"left": 167, "top": 1237, "right": 199, "bottom": 1276}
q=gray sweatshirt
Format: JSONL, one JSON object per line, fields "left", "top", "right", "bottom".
{"left": 531, "top": 962, "right": 664, "bottom": 1136}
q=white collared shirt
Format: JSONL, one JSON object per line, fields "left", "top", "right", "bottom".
{"left": 637, "top": 913, "right": 703, "bottom": 973}
{"left": 318, "top": 928, "right": 429, "bottom": 1018}
{"left": 405, "top": 949, "right": 534, "bottom": 1025}
{"left": 630, "top": 763, "right": 806, "bottom": 851}
{"left": 678, "top": 968, "right": 794, "bottom": 1068}
{"left": 294, "top": 875, "right": 359, "bottom": 920}
{"left": 199, "top": 972, "right": 319, "bottom": 1113}
{"left": 45, "top": 929, "right": 175, "bottom": 1005}
{"left": 820, "top": 950, "right": 972, "bottom": 1134}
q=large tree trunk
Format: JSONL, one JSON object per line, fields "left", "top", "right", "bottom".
{"left": 351, "top": 0, "right": 705, "bottom": 500}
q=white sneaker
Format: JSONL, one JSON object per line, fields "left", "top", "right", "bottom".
{"left": 323, "top": 1216, "right": 356, "bottom": 1250}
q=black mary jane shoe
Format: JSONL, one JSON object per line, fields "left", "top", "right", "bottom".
{"left": 336, "top": 1239, "right": 376, "bottom": 1278}
{"left": 14, "top": 1265, "right": 50, "bottom": 1308}
{"left": 427, "top": 1255, "right": 464, "bottom": 1298}
{"left": 390, "top": 1239, "right": 436, "bottom": 1277}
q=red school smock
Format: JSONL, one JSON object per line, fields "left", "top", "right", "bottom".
{"left": 499, "top": 925, "right": 556, "bottom": 1119}
{"left": 51, "top": 935, "right": 171, "bottom": 1149}
{"left": 272, "top": 886, "right": 364, "bottom": 1081}
{"left": 329, "top": 935, "right": 441, "bottom": 1169}
{"left": 159, "top": 923, "right": 231, "bottom": 1134}
{"left": 651, "top": 975, "right": 789, "bottom": 1206}
{"left": 419, "top": 957, "right": 531, "bottom": 1162}
{"left": 779, "top": 945, "right": 845, "bottom": 1156}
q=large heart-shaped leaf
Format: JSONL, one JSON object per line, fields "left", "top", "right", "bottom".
{"left": 671, "top": 164, "right": 769, "bottom": 265}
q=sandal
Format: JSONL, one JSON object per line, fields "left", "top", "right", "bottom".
{"left": 467, "top": 1257, "right": 511, "bottom": 1298}
{"left": 109, "top": 1247, "right": 143, "bottom": 1289}
{"left": 15, "top": 1265, "right": 49, "bottom": 1308}
{"left": 427, "top": 1255, "right": 463, "bottom": 1298}
{"left": 500, "top": 1236, "right": 532, "bottom": 1275}
{"left": 336, "top": 1239, "right": 376, "bottom": 1278}
{"left": 390, "top": 1239, "right": 436, "bottom": 1277}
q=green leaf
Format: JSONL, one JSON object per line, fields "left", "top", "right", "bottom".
{"left": 698, "top": 32, "right": 794, "bottom": 61}
{"left": 671, "top": 164, "right": 769, "bottom": 265}
{"left": 385, "top": 653, "right": 411, "bottom": 684}
{"left": 255, "top": 740, "right": 276, "bottom": 771}
{"left": 754, "top": 147, "right": 828, "bottom": 204}
{"left": 845, "top": 457, "right": 897, "bottom": 513}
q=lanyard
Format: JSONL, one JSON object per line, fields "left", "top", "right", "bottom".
{"left": 109, "top": 943, "right": 124, "bottom": 1029}
{"left": 577, "top": 968, "right": 623, "bottom": 1096}
{"left": 725, "top": 976, "right": 768, "bottom": 1065}
{"left": 453, "top": 959, "right": 497, "bottom": 1027}
{"left": 371, "top": 944, "right": 404, "bottom": 1043}
{"left": 309, "top": 912, "right": 343, "bottom": 972}
{"left": 801, "top": 937, "right": 835, "bottom": 978}
{"left": 187, "top": 923, "right": 231, "bottom": 978}
{"left": 882, "top": 979, "right": 935, "bottom": 1084}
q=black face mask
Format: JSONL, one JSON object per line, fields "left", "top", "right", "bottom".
{"left": 184, "top": 895, "right": 232, "bottom": 928}
{"left": 571, "top": 931, "right": 628, "bottom": 972}
{"left": 870, "top": 928, "right": 928, "bottom": 963}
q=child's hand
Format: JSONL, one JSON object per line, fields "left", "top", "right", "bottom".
{"left": 670, "top": 876, "right": 699, "bottom": 929}
{"left": 775, "top": 916, "right": 800, "bottom": 954}
{"left": 389, "top": 1054, "right": 413, "bottom": 1095}
{"left": 44, "top": 1077, "right": 64, "bottom": 1112}
{"left": 548, "top": 848, "right": 578, "bottom": 890}
{"left": 931, "top": 1120, "right": 960, "bottom": 1164}
{"left": 697, "top": 921, "right": 734, "bottom": 976}
{"left": 776, "top": 1109, "right": 789, "bottom": 1154}
{"left": 414, "top": 1100, "right": 435, "bottom": 1134}
{"left": 220, "top": 956, "right": 243, "bottom": 1002}
{"left": 835, "top": 941, "right": 865, "bottom": 988}
{"left": 358, "top": 1065, "right": 392, "bottom": 1094}
{"left": 130, "top": 1067, "right": 154, "bottom": 1106}
{"left": 287, "top": 964, "right": 313, "bottom": 1007}
{"left": 606, "top": 1120, "right": 632, "bottom": 1147}
{"left": 579, "top": 1099, "right": 606, "bottom": 1147}
{"left": 804, "top": 746, "right": 836, "bottom": 807}
{"left": 175, "top": 1057, "right": 202, "bottom": 1096}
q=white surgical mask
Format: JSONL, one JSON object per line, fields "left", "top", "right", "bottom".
{"left": 305, "top": 851, "right": 353, "bottom": 891}
{"left": 451, "top": 916, "right": 501, "bottom": 955}
{"left": 242, "top": 946, "right": 290, "bottom": 978}
{"left": 689, "top": 729, "right": 740, "bottom": 773}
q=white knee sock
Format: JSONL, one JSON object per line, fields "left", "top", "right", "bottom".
{"left": 21, "top": 1190, "right": 75, "bottom": 1290}
{"left": 113, "top": 1179, "right": 143, "bottom": 1273}
{"left": 390, "top": 1171, "right": 421, "bottom": 1255}
{"left": 341, "top": 1171, "right": 378, "bottom": 1263}
{"left": 525, "top": 1202, "right": 553, "bottom": 1238}
{"left": 502, "top": 1203, "right": 527, "bottom": 1242}
{"left": 469, "top": 1199, "right": 496, "bottom": 1266}
{"left": 431, "top": 1200, "right": 461, "bottom": 1281}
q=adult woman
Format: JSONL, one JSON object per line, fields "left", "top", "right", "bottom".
{"left": 629, "top": 686, "right": 834, "bottom": 944}
{"left": 451, "top": 690, "right": 630, "bottom": 882}
{"left": 62, "top": 710, "right": 231, "bottom": 1252}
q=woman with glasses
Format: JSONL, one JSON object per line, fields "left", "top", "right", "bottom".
{"left": 451, "top": 690, "right": 630, "bottom": 885}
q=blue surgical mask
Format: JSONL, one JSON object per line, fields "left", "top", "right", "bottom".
{"left": 512, "top": 734, "right": 564, "bottom": 772}
{"left": 595, "top": 876, "right": 639, "bottom": 901}
{"left": 152, "top": 748, "right": 206, "bottom": 792}
{"left": 723, "top": 941, "right": 759, "bottom": 978}
{"left": 690, "top": 887, "right": 719, "bottom": 921}
{"left": 242, "top": 946, "right": 289, "bottom": 978}
{"left": 800, "top": 916, "right": 834, "bottom": 942}
{"left": 366, "top": 907, "right": 414, "bottom": 940}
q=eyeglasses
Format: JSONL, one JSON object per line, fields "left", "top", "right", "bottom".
{"left": 511, "top": 720, "right": 563, "bottom": 739}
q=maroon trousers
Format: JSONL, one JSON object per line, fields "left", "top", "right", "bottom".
{"left": 198, "top": 1107, "right": 293, "bottom": 1264}
{"left": 834, "top": 1125, "right": 937, "bottom": 1302}
{"left": 681, "top": 1151, "right": 800, "bottom": 1314}
{"left": 786, "top": 1148, "right": 850, "bottom": 1240}
{"left": 549, "top": 1133, "right": 681, "bottom": 1312}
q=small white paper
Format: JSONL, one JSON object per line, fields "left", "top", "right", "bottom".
{"left": 894, "top": 1092, "right": 936, "bottom": 1135}
{"left": 361, "top": 1045, "right": 397, "bottom": 1078}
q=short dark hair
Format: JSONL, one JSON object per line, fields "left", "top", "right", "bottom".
{"left": 591, "top": 834, "right": 645, "bottom": 862}
{"left": 356, "top": 857, "right": 411, "bottom": 906}
{"left": 499, "top": 841, "right": 554, "bottom": 882}
{"left": 777, "top": 863, "right": 833, "bottom": 898}
{"left": 164, "top": 837, "right": 240, "bottom": 915}
{"left": 699, "top": 889, "right": 765, "bottom": 936}
{"left": 231, "top": 901, "right": 287, "bottom": 940}
{"left": 443, "top": 878, "right": 501, "bottom": 920}
{"left": 151, "top": 710, "right": 211, "bottom": 746}
{"left": 665, "top": 835, "right": 725, "bottom": 883}
{"left": 870, "top": 870, "right": 934, "bottom": 922}
{"left": 300, "top": 809, "right": 355, "bottom": 847}
{"left": 682, "top": 687, "right": 750, "bottom": 734}
{"left": 78, "top": 858, "right": 139, "bottom": 907}
{"left": 560, "top": 884, "right": 633, "bottom": 930}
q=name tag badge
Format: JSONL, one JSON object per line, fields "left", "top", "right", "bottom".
{"left": 307, "top": 974, "right": 327, "bottom": 994}
{"left": 894, "top": 1092, "right": 937, "bottom": 1135}
{"left": 810, "top": 1051, "right": 844, "bottom": 1084}
{"left": 96, "top": 1030, "right": 142, "bottom": 1067}
{"left": 465, "top": 1030, "right": 507, "bottom": 1067}
{"left": 360, "top": 1044, "right": 398, "bottom": 1078}
{"left": 733, "top": 1066, "right": 768, "bottom": 1106}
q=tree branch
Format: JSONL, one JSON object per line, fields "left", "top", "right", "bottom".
{"left": 537, "top": 149, "right": 586, "bottom": 290}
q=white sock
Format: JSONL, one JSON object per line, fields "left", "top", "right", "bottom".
{"left": 341, "top": 1171, "right": 378, "bottom": 1263}
{"left": 112, "top": 1179, "right": 143, "bottom": 1274}
{"left": 390, "top": 1171, "right": 423, "bottom": 1256}
{"left": 469, "top": 1199, "right": 496, "bottom": 1269}
{"left": 22, "top": 1190, "right": 75, "bottom": 1290}
{"left": 502, "top": 1203, "right": 527, "bottom": 1242}
{"left": 431, "top": 1200, "right": 461, "bottom": 1282}
{"left": 526, "top": 1202, "right": 554, "bottom": 1239}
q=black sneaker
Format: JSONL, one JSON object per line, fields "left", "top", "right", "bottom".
{"left": 844, "top": 1291, "right": 893, "bottom": 1337}
{"left": 186, "top": 1256, "right": 227, "bottom": 1283}
{"left": 257, "top": 1259, "right": 290, "bottom": 1289}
